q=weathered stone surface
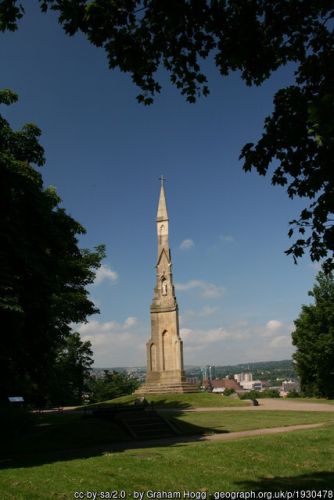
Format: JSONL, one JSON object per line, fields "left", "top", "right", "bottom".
{"left": 135, "top": 179, "right": 197, "bottom": 394}
{"left": 134, "top": 382, "right": 199, "bottom": 395}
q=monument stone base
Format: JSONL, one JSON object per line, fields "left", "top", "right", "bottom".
{"left": 134, "top": 381, "right": 199, "bottom": 395}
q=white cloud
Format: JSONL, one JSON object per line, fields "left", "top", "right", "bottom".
{"left": 200, "top": 306, "right": 219, "bottom": 317}
{"left": 180, "top": 325, "right": 251, "bottom": 347}
{"left": 124, "top": 316, "right": 137, "bottom": 328}
{"left": 261, "top": 320, "right": 294, "bottom": 338}
{"left": 203, "top": 328, "right": 233, "bottom": 343}
{"left": 179, "top": 239, "right": 194, "bottom": 250}
{"left": 77, "top": 316, "right": 144, "bottom": 366}
{"left": 266, "top": 320, "right": 284, "bottom": 331}
{"left": 180, "top": 328, "right": 192, "bottom": 339}
{"left": 180, "top": 319, "right": 294, "bottom": 365}
{"left": 180, "top": 306, "right": 219, "bottom": 323}
{"left": 175, "top": 280, "right": 225, "bottom": 298}
{"left": 94, "top": 264, "right": 118, "bottom": 285}
{"left": 77, "top": 314, "right": 294, "bottom": 368}
{"left": 270, "top": 335, "right": 292, "bottom": 348}
{"left": 79, "top": 317, "right": 137, "bottom": 336}
{"left": 219, "top": 235, "right": 235, "bottom": 242}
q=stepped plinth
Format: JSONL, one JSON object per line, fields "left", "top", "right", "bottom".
{"left": 134, "top": 382, "right": 199, "bottom": 395}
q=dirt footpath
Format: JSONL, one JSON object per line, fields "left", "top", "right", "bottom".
{"left": 255, "top": 398, "right": 334, "bottom": 411}
{"left": 166, "top": 399, "right": 334, "bottom": 413}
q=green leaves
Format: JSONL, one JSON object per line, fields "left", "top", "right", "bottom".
{"left": 0, "top": 0, "right": 23, "bottom": 32}
{"left": 241, "top": 74, "right": 334, "bottom": 270}
{"left": 49, "top": 331, "right": 94, "bottom": 405}
{"left": 292, "top": 270, "right": 334, "bottom": 398}
{"left": 89, "top": 370, "right": 140, "bottom": 403}
{"left": 0, "top": 88, "right": 18, "bottom": 104}
{"left": 0, "top": 90, "right": 104, "bottom": 404}
{"left": 1, "top": 2, "right": 333, "bottom": 271}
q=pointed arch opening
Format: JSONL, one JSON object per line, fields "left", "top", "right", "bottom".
{"left": 162, "top": 330, "right": 173, "bottom": 370}
{"left": 150, "top": 343, "right": 157, "bottom": 371}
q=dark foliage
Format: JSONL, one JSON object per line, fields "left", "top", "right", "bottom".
{"left": 292, "top": 271, "right": 334, "bottom": 398}
{"left": 48, "top": 332, "right": 94, "bottom": 406}
{"left": 239, "top": 389, "right": 280, "bottom": 399}
{"left": 89, "top": 370, "right": 140, "bottom": 403}
{"left": 0, "top": 90, "right": 104, "bottom": 404}
{"left": 0, "top": 2, "right": 333, "bottom": 267}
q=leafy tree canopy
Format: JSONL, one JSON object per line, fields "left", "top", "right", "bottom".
{"left": 48, "top": 332, "right": 94, "bottom": 406}
{"left": 89, "top": 370, "right": 140, "bottom": 403}
{"left": 292, "top": 271, "right": 334, "bottom": 398}
{"left": 1, "top": 1, "right": 333, "bottom": 269}
{"left": 0, "top": 89, "right": 104, "bottom": 403}
{"left": 239, "top": 389, "right": 280, "bottom": 399}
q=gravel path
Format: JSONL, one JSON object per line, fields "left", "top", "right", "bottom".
{"left": 252, "top": 399, "right": 334, "bottom": 412}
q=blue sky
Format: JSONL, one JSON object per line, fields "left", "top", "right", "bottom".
{"left": 1, "top": 2, "right": 319, "bottom": 367}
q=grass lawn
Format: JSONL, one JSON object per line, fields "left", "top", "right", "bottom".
{"left": 1, "top": 423, "right": 334, "bottom": 499}
{"left": 2, "top": 407, "right": 333, "bottom": 459}
{"left": 165, "top": 410, "right": 334, "bottom": 434}
{"left": 91, "top": 392, "right": 249, "bottom": 408}
{"left": 1, "top": 412, "right": 130, "bottom": 458}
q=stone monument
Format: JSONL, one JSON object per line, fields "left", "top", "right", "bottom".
{"left": 135, "top": 177, "right": 198, "bottom": 394}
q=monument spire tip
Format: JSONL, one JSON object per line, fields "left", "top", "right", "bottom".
{"left": 159, "top": 174, "right": 166, "bottom": 187}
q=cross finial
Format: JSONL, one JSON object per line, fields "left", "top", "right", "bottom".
{"left": 159, "top": 175, "right": 166, "bottom": 187}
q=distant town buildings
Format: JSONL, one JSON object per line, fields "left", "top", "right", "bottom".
{"left": 93, "top": 363, "right": 300, "bottom": 397}
{"left": 199, "top": 368, "right": 300, "bottom": 396}
{"left": 280, "top": 380, "right": 300, "bottom": 397}
{"left": 239, "top": 380, "right": 263, "bottom": 390}
{"left": 211, "top": 378, "right": 243, "bottom": 393}
{"left": 201, "top": 365, "right": 216, "bottom": 382}
{"left": 233, "top": 372, "right": 262, "bottom": 391}
{"left": 234, "top": 372, "right": 253, "bottom": 383}
{"left": 186, "top": 376, "right": 199, "bottom": 385}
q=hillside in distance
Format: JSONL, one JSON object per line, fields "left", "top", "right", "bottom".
{"left": 186, "top": 360, "right": 296, "bottom": 385}
{"left": 92, "top": 360, "right": 296, "bottom": 385}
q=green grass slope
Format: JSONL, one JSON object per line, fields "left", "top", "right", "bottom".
{"left": 166, "top": 410, "right": 334, "bottom": 435}
{"left": 1, "top": 423, "right": 334, "bottom": 498}
{"left": 90, "top": 392, "right": 249, "bottom": 408}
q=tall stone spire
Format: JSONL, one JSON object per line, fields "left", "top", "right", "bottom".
{"left": 152, "top": 176, "right": 177, "bottom": 312}
{"left": 156, "top": 176, "right": 170, "bottom": 259}
{"left": 135, "top": 178, "right": 198, "bottom": 394}
{"left": 157, "top": 175, "right": 168, "bottom": 221}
